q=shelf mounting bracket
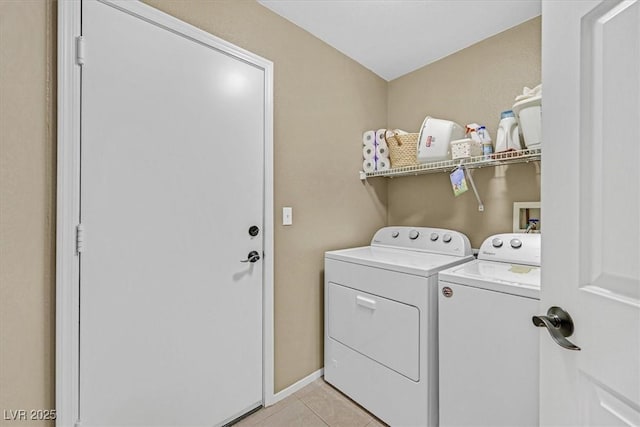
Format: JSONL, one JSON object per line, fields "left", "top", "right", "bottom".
{"left": 464, "top": 166, "right": 484, "bottom": 212}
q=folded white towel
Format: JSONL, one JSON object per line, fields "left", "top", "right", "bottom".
{"left": 515, "top": 84, "right": 542, "bottom": 102}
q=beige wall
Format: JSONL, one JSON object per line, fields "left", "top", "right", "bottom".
{"left": 387, "top": 17, "right": 542, "bottom": 248}
{"left": 0, "top": 1, "right": 57, "bottom": 426}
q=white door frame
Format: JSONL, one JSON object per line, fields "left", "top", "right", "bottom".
{"left": 55, "top": 1, "right": 275, "bottom": 425}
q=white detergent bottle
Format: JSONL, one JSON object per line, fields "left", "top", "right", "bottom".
{"left": 495, "top": 110, "right": 522, "bottom": 152}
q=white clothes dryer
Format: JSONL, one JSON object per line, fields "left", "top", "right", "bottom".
{"left": 438, "top": 233, "right": 541, "bottom": 427}
{"left": 324, "top": 226, "right": 473, "bottom": 427}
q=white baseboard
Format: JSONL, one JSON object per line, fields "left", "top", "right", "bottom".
{"left": 266, "top": 368, "right": 324, "bottom": 407}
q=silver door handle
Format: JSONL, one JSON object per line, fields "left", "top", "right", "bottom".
{"left": 532, "top": 306, "right": 581, "bottom": 351}
{"left": 240, "top": 250, "right": 260, "bottom": 263}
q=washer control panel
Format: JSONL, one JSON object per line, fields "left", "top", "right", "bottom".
{"left": 479, "top": 233, "right": 541, "bottom": 266}
{"left": 371, "top": 227, "right": 472, "bottom": 256}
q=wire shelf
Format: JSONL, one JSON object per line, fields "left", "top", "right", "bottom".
{"left": 360, "top": 148, "right": 541, "bottom": 180}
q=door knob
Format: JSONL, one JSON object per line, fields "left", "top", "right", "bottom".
{"left": 532, "top": 306, "right": 581, "bottom": 351}
{"left": 240, "top": 250, "right": 260, "bottom": 263}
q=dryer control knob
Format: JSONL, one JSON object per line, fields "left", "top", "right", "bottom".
{"left": 443, "top": 233, "right": 452, "bottom": 243}
{"left": 430, "top": 233, "right": 439, "bottom": 241}
{"left": 510, "top": 238, "right": 523, "bottom": 249}
{"left": 409, "top": 230, "right": 420, "bottom": 240}
{"left": 492, "top": 238, "right": 503, "bottom": 248}
{"left": 391, "top": 231, "right": 400, "bottom": 238}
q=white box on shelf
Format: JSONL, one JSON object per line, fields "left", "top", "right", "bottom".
{"left": 451, "top": 138, "right": 483, "bottom": 160}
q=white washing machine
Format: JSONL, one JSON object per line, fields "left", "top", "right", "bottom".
{"left": 438, "top": 233, "right": 541, "bottom": 427}
{"left": 324, "top": 226, "right": 473, "bottom": 427}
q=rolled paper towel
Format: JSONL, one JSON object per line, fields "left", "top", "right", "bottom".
{"left": 375, "top": 129, "right": 387, "bottom": 145}
{"left": 362, "top": 130, "right": 376, "bottom": 145}
{"left": 377, "top": 157, "right": 391, "bottom": 171}
{"left": 362, "top": 159, "right": 376, "bottom": 173}
{"left": 363, "top": 143, "right": 376, "bottom": 160}
{"left": 376, "top": 143, "right": 389, "bottom": 158}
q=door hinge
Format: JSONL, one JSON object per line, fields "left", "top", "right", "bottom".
{"left": 76, "top": 36, "right": 85, "bottom": 65}
{"left": 76, "top": 224, "right": 85, "bottom": 254}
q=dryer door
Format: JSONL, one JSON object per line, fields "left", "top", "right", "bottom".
{"left": 328, "top": 282, "right": 420, "bottom": 381}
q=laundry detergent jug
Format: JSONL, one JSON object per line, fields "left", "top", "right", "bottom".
{"left": 495, "top": 110, "right": 522, "bottom": 153}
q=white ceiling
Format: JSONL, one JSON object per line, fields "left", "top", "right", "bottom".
{"left": 258, "top": 0, "right": 541, "bottom": 81}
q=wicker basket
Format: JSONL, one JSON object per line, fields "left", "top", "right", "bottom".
{"left": 384, "top": 130, "right": 419, "bottom": 168}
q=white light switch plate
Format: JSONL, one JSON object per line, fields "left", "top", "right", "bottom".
{"left": 283, "top": 207, "right": 293, "bottom": 225}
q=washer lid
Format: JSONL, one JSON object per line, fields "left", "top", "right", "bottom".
{"left": 439, "top": 259, "right": 540, "bottom": 299}
{"left": 325, "top": 245, "right": 474, "bottom": 277}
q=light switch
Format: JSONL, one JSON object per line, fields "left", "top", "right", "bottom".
{"left": 282, "top": 207, "right": 293, "bottom": 226}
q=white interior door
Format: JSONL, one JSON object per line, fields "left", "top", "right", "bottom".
{"left": 541, "top": 0, "right": 640, "bottom": 425}
{"left": 79, "top": 1, "right": 267, "bottom": 425}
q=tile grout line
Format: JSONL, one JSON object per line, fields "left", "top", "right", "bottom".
{"left": 298, "top": 383, "right": 374, "bottom": 427}
{"left": 324, "top": 383, "right": 375, "bottom": 426}
{"left": 295, "top": 384, "right": 330, "bottom": 426}
{"left": 258, "top": 395, "right": 330, "bottom": 427}
{"left": 298, "top": 397, "right": 331, "bottom": 427}
{"left": 255, "top": 394, "right": 302, "bottom": 425}
{"left": 246, "top": 380, "right": 380, "bottom": 427}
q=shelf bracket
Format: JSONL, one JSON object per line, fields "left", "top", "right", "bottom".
{"left": 464, "top": 167, "right": 484, "bottom": 212}
{"left": 359, "top": 171, "right": 367, "bottom": 181}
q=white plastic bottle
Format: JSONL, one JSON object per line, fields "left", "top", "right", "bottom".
{"left": 495, "top": 110, "right": 522, "bottom": 152}
{"left": 477, "top": 126, "right": 493, "bottom": 157}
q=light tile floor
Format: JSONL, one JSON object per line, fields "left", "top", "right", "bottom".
{"left": 233, "top": 378, "right": 388, "bottom": 427}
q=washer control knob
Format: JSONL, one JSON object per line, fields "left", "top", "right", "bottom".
{"left": 409, "top": 230, "right": 420, "bottom": 240}
{"left": 492, "top": 238, "right": 503, "bottom": 248}
{"left": 391, "top": 231, "right": 400, "bottom": 238}
{"left": 443, "top": 233, "right": 452, "bottom": 243}
{"left": 430, "top": 233, "right": 439, "bottom": 241}
{"left": 510, "top": 238, "right": 523, "bottom": 249}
